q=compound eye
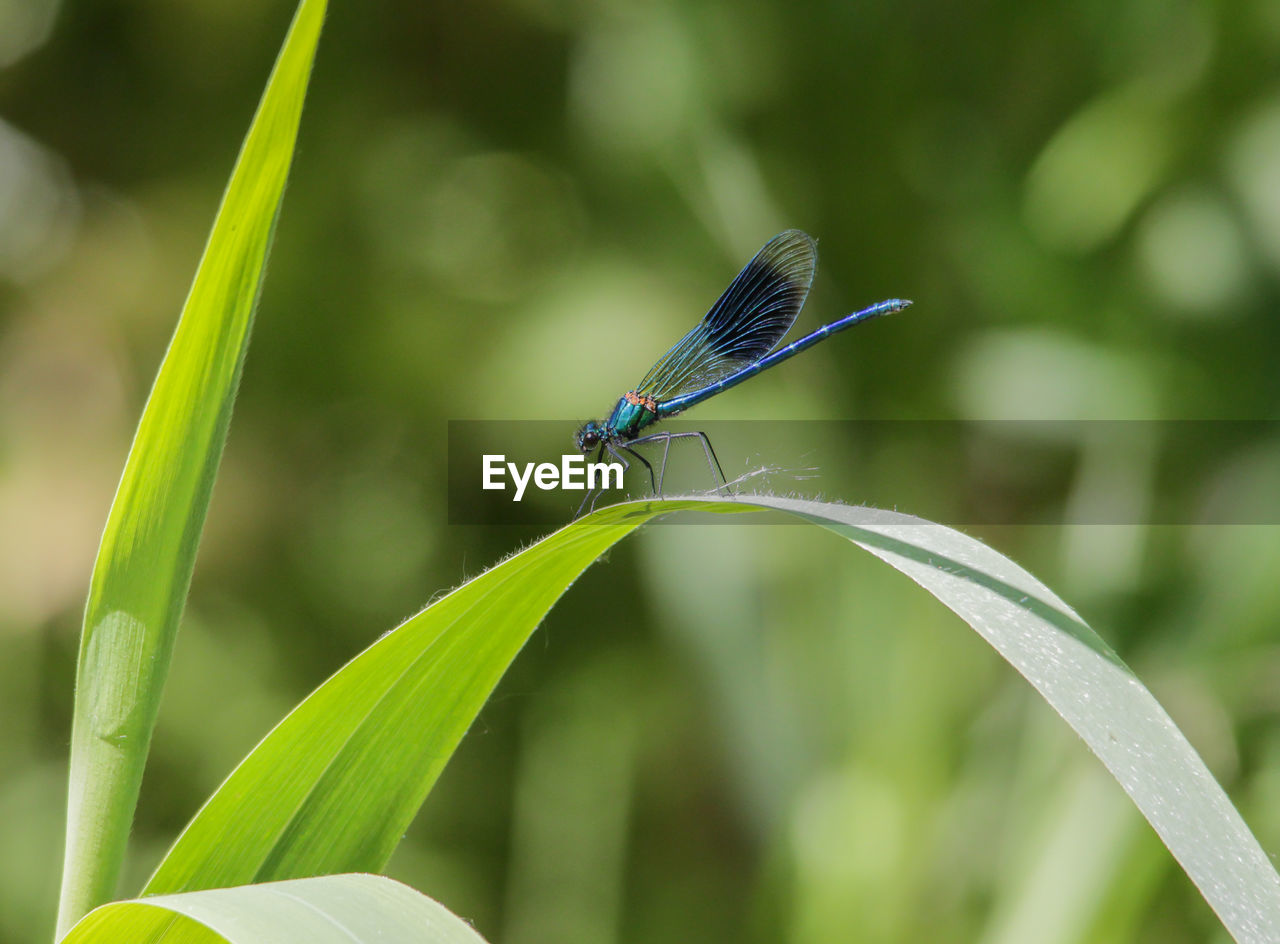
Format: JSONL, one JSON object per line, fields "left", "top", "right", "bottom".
{"left": 581, "top": 431, "right": 599, "bottom": 448}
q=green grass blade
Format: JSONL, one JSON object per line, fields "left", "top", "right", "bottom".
{"left": 740, "top": 495, "right": 1280, "bottom": 942}
{"left": 61, "top": 875, "right": 487, "bottom": 944}
{"left": 141, "top": 495, "right": 1278, "bottom": 940}
{"left": 56, "top": 1, "right": 327, "bottom": 936}
{"left": 144, "top": 516, "right": 645, "bottom": 893}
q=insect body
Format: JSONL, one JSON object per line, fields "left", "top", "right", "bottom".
{"left": 574, "top": 229, "right": 910, "bottom": 515}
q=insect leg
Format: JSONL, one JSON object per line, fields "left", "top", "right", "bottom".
{"left": 619, "top": 445, "right": 655, "bottom": 494}
{"left": 692, "top": 431, "right": 731, "bottom": 495}
{"left": 628, "top": 430, "right": 728, "bottom": 496}
{"left": 623, "top": 432, "right": 669, "bottom": 495}
{"left": 592, "top": 442, "right": 634, "bottom": 513}
{"left": 658, "top": 434, "right": 672, "bottom": 496}
{"left": 654, "top": 431, "right": 729, "bottom": 495}
{"left": 576, "top": 443, "right": 611, "bottom": 518}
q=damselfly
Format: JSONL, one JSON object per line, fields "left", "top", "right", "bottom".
{"left": 574, "top": 230, "right": 910, "bottom": 515}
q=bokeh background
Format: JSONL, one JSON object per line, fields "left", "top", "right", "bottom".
{"left": 3, "top": 0, "right": 1280, "bottom": 941}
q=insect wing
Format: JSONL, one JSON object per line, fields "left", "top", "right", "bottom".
{"left": 635, "top": 230, "right": 817, "bottom": 401}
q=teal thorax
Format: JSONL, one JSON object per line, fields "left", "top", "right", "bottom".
{"left": 607, "top": 391, "right": 663, "bottom": 438}
{"left": 575, "top": 390, "right": 664, "bottom": 453}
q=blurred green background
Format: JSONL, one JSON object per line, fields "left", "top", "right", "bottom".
{"left": 3, "top": 0, "right": 1280, "bottom": 941}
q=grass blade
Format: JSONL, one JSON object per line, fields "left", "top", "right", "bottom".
{"left": 144, "top": 517, "right": 644, "bottom": 893}
{"left": 61, "top": 874, "right": 487, "bottom": 943}
{"left": 742, "top": 495, "right": 1280, "bottom": 942}
{"left": 56, "top": 1, "right": 327, "bottom": 935}
{"left": 142, "top": 496, "right": 1278, "bottom": 941}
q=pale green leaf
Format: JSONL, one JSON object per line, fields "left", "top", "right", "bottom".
{"left": 62, "top": 874, "right": 487, "bottom": 943}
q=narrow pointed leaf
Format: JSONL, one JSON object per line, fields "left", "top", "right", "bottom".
{"left": 57, "top": 1, "right": 327, "bottom": 935}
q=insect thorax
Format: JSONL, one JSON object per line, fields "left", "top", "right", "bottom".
{"left": 608, "top": 391, "right": 659, "bottom": 440}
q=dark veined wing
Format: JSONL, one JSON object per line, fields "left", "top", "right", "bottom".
{"left": 635, "top": 230, "right": 817, "bottom": 401}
